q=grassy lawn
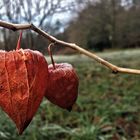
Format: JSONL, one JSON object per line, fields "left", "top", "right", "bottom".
{"left": 0, "top": 49, "right": 140, "bottom": 140}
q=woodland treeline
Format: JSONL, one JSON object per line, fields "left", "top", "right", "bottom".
{"left": 0, "top": 0, "right": 140, "bottom": 53}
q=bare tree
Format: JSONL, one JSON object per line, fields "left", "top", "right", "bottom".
{"left": 0, "top": 0, "right": 78, "bottom": 50}
{"left": 0, "top": 0, "right": 78, "bottom": 30}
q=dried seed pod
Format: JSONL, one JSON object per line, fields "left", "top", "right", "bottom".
{"left": 0, "top": 32, "right": 49, "bottom": 134}
{"left": 45, "top": 63, "right": 79, "bottom": 110}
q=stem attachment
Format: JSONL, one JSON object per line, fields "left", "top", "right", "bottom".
{"left": 16, "top": 31, "right": 22, "bottom": 50}
{"left": 48, "top": 43, "right": 56, "bottom": 69}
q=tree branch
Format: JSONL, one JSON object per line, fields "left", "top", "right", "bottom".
{"left": 0, "top": 20, "right": 140, "bottom": 75}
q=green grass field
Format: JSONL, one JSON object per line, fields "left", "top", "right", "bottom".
{"left": 0, "top": 49, "right": 140, "bottom": 140}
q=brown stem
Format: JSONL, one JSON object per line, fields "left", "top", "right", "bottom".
{"left": 16, "top": 31, "right": 22, "bottom": 50}
{"left": 0, "top": 20, "right": 140, "bottom": 75}
{"left": 48, "top": 43, "right": 56, "bottom": 69}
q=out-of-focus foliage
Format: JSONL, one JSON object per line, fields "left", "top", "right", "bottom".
{"left": 1, "top": 0, "right": 140, "bottom": 52}
{"left": 65, "top": 0, "right": 140, "bottom": 51}
{"left": 0, "top": 49, "right": 140, "bottom": 139}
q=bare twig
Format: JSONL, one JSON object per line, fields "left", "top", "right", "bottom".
{"left": 0, "top": 20, "right": 140, "bottom": 75}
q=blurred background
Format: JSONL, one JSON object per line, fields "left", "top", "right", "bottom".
{"left": 0, "top": 0, "right": 140, "bottom": 140}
